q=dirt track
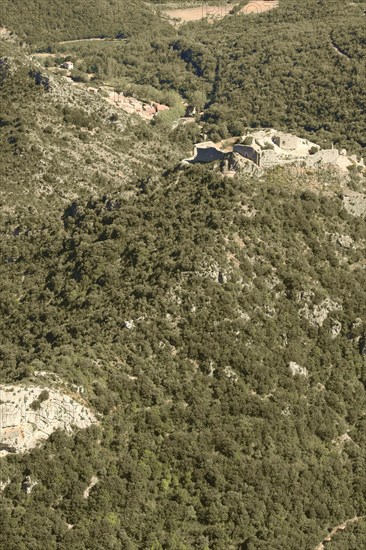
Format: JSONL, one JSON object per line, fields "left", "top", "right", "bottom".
{"left": 59, "top": 37, "right": 127, "bottom": 45}
{"left": 314, "top": 516, "right": 366, "bottom": 550}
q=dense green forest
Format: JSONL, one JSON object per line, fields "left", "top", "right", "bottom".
{"left": 1, "top": 1, "right": 366, "bottom": 549}
{"left": 0, "top": 0, "right": 171, "bottom": 46}
{"left": 1, "top": 159, "right": 366, "bottom": 548}
{"left": 196, "top": 0, "right": 366, "bottom": 153}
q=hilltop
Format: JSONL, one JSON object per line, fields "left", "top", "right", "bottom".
{"left": 184, "top": 129, "right": 365, "bottom": 175}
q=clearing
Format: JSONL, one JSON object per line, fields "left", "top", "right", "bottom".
{"left": 163, "top": 4, "right": 235, "bottom": 23}
{"left": 162, "top": 0, "right": 279, "bottom": 24}
{"left": 239, "top": 0, "right": 279, "bottom": 14}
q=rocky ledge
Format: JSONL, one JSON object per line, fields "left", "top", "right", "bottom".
{"left": 0, "top": 384, "right": 97, "bottom": 456}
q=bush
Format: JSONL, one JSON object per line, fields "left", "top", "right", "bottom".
{"left": 30, "top": 390, "right": 49, "bottom": 411}
{"left": 243, "top": 136, "right": 253, "bottom": 145}
{"left": 63, "top": 107, "right": 94, "bottom": 129}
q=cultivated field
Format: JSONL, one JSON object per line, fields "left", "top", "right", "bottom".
{"left": 163, "top": 0, "right": 279, "bottom": 24}
{"left": 239, "top": 0, "right": 279, "bottom": 14}
{"left": 163, "top": 4, "right": 234, "bottom": 23}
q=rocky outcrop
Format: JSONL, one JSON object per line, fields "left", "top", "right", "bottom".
{"left": 0, "top": 384, "right": 98, "bottom": 456}
{"left": 224, "top": 365, "right": 239, "bottom": 382}
{"left": 330, "top": 320, "right": 342, "bottom": 339}
{"left": 297, "top": 292, "right": 342, "bottom": 328}
{"left": 224, "top": 152, "right": 262, "bottom": 176}
{"left": 83, "top": 475, "right": 99, "bottom": 499}
{"left": 289, "top": 361, "right": 308, "bottom": 377}
{"left": 342, "top": 192, "right": 366, "bottom": 218}
{"left": 29, "top": 69, "right": 50, "bottom": 91}
{"left": 21, "top": 475, "right": 38, "bottom": 494}
{"left": 0, "top": 478, "right": 10, "bottom": 492}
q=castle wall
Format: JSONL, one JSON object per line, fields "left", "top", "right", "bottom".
{"left": 184, "top": 136, "right": 342, "bottom": 171}
{"left": 191, "top": 146, "right": 226, "bottom": 163}
{"left": 272, "top": 133, "right": 304, "bottom": 150}
{"left": 233, "top": 144, "right": 261, "bottom": 166}
{"left": 260, "top": 149, "right": 279, "bottom": 168}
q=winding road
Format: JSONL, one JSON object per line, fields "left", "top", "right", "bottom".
{"left": 314, "top": 515, "right": 366, "bottom": 550}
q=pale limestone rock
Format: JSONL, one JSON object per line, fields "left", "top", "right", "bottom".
{"left": 0, "top": 478, "right": 10, "bottom": 492}
{"left": 337, "top": 235, "right": 354, "bottom": 248}
{"left": 0, "top": 384, "right": 97, "bottom": 455}
{"left": 237, "top": 308, "right": 250, "bottom": 322}
{"left": 343, "top": 193, "right": 366, "bottom": 217}
{"left": 289, "top": 361, "right": 308, "bottom": 377}
{"left": 299, "top": 294, "right": 342, "bottom": 327}
{"left": 331, "top": 433, "right": 358, "bottom": 454}
{"left": 83, "top": 475, "right": 99, "bottom": 499}
{"left": 22, "top": 476, "right": 38, "bottom": 494}
{"left": 330, "top": 320, "right": 342, "bottom": 339}
{"left": 224, "top": 366, "right": 238, "bottom": 382}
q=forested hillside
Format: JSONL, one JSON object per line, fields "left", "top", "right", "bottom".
{"left": 4, "top": 0, "right": 363, "bottom": 157}
{"left": 0, "top": 0, "right": 170, "bottom": 46}
{"left": 0, "top": 37, "right": 195, "bottom": 214}
{"left": 1, "top": 1, "right": 366, "bottom": 154}
{"left": 1, "top": 1, "right": 366, "bottom": 549}
{"left": 197, "top": 0, "right": 366, "bottom": 153}
{"left": 1, "top": 156, "right": 366, "bottom": 548}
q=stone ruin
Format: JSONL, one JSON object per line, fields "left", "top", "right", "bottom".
{"left": 183, "top": 141, "right": 226, "bottom": 164}
{"left": 183, "top": 129, "right": 364, "bottom": 174}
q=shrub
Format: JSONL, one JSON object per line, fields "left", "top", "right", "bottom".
{"left": 243, "top": 136, "right": 253, "bottom": 145}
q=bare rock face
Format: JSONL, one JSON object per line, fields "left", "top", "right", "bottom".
{"left": 336, "top": 234, "right": 354, "bottom": 249}
{"left": 21, "top": 475, "right": 38, "bottom": 494}
{"left": 343, "top": 193, "right": 366, "bottom": 218}
{"left": 289, "top": 361, "right": 308, "bottom": 377}
{"left": 227, "top": 152, "right": 262, "bottom": 175}
{"left": 224, "top": 365, "right": 238, "bottom": 382}
{"left": 83, "top": 475, "right": 99, "bottom": 499}
{"left": 298, "top": 291, "right": 342, "bottom": 327}
{"left": 0, "top": 478, "right": 10, "bottom": 492}
{"left": 0, "top": 385, "right": 98, "bottom": 456}
{"left": 330, "top": 320, "right": 342, "bottom": 339}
